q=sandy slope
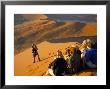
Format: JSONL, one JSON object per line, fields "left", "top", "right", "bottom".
{"left": 14, "top": 41, "right": 79, "bottom": 76}
{"left": 14, "top": 41, "right": 96, "bottom": 76}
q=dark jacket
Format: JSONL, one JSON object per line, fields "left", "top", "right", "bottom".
{"left": 49, "top": 58, "right": 68, "bottom": 76}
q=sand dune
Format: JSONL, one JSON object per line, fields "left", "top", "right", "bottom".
{"left": 14, "top": 14, "right": 97, "bottom": 76}
{"left": 14, "top": 41, "right": 96, "bottom": 76}
{"left": 48, "top": 36, "right": 96, "bottom": 43}
{"left": 14, "top": 14, "right": 48, "bottom": 25}
{"left": 14, "top": 41, "right": 78, "bottom": 76}
{"left": 22, "top": 14, "right": 48, "bottom": 20}
{"left": 14, "top": 19, "right": 97, "bottom": 55}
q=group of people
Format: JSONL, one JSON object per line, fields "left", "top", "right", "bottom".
{"left": 46, "top": 39, "right": 97, "bottom": 76}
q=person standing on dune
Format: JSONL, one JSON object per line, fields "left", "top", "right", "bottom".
{"left": 32, "top": 43, "right": 40, "bottom": 63}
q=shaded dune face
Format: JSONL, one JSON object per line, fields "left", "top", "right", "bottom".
{"left": 14, "top": 15, "right": 97, "bottom": 55}
{"left": 48, "top": 36, "right": 97, "bottom": 43}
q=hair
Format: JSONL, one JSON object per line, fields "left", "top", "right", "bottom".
{"left": 32, "top": 43, "right": 35, "bottom": 48}
{"left": 56, "top": 50, "right": 64, "bottom": 58}
{"left": 32, "top": 43, "right": 37, "bottom": 49}
{"left": 86, "top": 39, "right": 92, "bottom": 48}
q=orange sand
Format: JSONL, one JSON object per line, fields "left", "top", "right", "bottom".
{"left": 14, "top": 41, "right": 96, "bottom": 76}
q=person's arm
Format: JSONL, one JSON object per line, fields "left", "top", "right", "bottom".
{"left": 81, "top": 50, "right": 86, "bottom": 59}
{"left": 35, "top": 45, "right": 38, "bottom": 50}
{"left": 36, "top": 47, "right": 38, "bottom": 50}
{"left": 48, "top": 63, "right": 52, "bottom": 68}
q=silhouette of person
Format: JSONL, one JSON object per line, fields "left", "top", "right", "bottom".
{"left": 32, "top": 43, "right": 40, "bottom": 63}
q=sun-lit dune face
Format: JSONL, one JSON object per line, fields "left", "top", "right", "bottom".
{"left": 14, "top": 41, "right": 96, "bottom": 76}
{"left": 80, "top": 23, "right": 97, "bottom": 36}
{"left": 14, "top": 41, "right": 79, "bottom": 76}
{"left": 22, "top": 14, "right": 48, "bottom": 20}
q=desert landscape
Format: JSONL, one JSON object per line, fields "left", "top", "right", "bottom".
{"left": 14, "top": 14, "right": 97, "bottom": 76}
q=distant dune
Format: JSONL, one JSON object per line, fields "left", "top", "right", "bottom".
{"left": 14, "top": 14, "right": 96, "bottom": 25}
{"left": 14, "top": 19, "right": 97, "bottom": 55}
{"left": 48, "top": 36, "right": 96, "bottom": 43}
{"left": 22, "top": 14, "right": 48, "bottom": 20}
{"left": 14, "top": 14, "right": 48, "bottom": 25}
{"left": 47, "top": 14, "right": 97, "bottom": 23}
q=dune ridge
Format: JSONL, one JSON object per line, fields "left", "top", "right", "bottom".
{"left": 14, "top": 19, "right": 97, "bottom": 55}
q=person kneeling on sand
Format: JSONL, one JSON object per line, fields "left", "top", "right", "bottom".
{"left": 46, "top": 50, "right": 68, "bottom": 76}
{"left": 81, "top": 39, "right": 97, "bottom": 69}
{"left": 32, "top": 43, "right": 40, "bottom": 63}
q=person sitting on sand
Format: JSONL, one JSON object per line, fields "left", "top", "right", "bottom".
{"left": 46, "top": 50, "right": 68, "bottom": 76}
{"left": 67, "top": 46, "right": 82, "bottom": 74}
{"left": 32, "top": 43, "right": 40, "bottom": 63}
{"left": 81, "top": 39, "right": 97, "bottom": 69}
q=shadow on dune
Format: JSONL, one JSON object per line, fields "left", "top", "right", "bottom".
{"left": 72, "top": 22, "right": 86, "bottom": 31}
{"left": 48, "top": 36, "right": 97, "bottom": 43}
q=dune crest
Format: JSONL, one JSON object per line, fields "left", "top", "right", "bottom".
{"left": 14, "top": 20, "right": 97, "bottom": 55}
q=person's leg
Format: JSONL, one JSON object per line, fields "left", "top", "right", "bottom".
{"left": 33, "top": 57, "right": 35, "bottom": 63}
{"left": 33, "top": 53, "right": 36, "bottom": 63}
{"left": 37, "top": 54, "right": 40, "bottom": 61}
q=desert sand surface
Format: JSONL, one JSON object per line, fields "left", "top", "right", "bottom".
{"left": 14, "top": 14, "right": 97, "bottom": 76}
{"left": 14, "top": 41, "right": 96, "bottom": 76}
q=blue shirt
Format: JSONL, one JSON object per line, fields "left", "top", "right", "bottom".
{"left": 83, "top": 48, "right": 97, "bottom": 65}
